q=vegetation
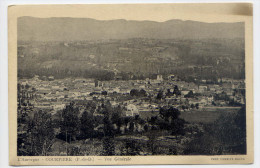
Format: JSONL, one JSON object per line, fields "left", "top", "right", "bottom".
{"left": 17, "top": 82, "right": 246, "bottom": 156}
{"left": 183, "top": 106, "right": 246, "bottom": 155}
{"left": 18, "top": 110, "right": 55, "bottom": 156}
{"left": 18, "top": 99, "right": 189, "bottom": 156}
{"left": 18, "top": 38, "right": 245, "bottom": 81}
{"left": 130, "top": 89, "right": 147, "bottom": 97}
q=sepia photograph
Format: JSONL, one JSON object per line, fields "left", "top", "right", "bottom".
{"left": 8, "top": 3, "right": 253, "bottom": 165}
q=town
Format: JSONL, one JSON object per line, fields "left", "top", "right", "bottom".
{"left": 17, "top": 73, "right": 246, "bottom": 156}
{"left": 18, "top": 74, "right": 245, "bottom": 119}
{"left": 17, "top": 36, "right": 246, "bottom": 156}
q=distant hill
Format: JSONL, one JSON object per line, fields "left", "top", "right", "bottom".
{"left": 18, "top": 16, "right": 244, "bottom": 41}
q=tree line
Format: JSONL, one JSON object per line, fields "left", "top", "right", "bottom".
{"left": 18, "top": 100, "right": 186, "bottom": 156}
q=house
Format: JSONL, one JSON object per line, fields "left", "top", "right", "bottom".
{"left": 181, "top": 90, "right": 190, "bottom": 95}
{"left": 157, "top": 75, "right": 163, "bottom": 81}
{"left": 198, "top": 85, "right": 208, "bottom": 92}
{"left": 168, "top": 74, "right": 175, "bottom": 81}
{"left": 52, "top": 103, "right": 66, "bottom": 111}
{"left": 125, "top": 104, "right": 139, "bottom": 117}
{"left": 48, "top": 76, "right": 55, "bottom": 81}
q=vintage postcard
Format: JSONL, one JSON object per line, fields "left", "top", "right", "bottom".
{"left": 9, "top": 3, "right": 253, "bottom": 165}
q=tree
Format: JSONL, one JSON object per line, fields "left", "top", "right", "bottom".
{"left": 25, "top": 83, "right": 30, "bottom": 89}
{"left": 139, "top": 89, "right": 147, "bottom": 97}
{"left": 195, "top": 103, "right": 199, "bottom": 109}
{"left": 80, "top": 110, "right": 94, "bottom": 139}
{"left": 234, "top": 106, "right": 246, "bottom": 152}
{"left": 130, "top": 89, "right": 139, "bottom": 97}
{"left": 147, "top": 130, "right": 157, "bottom": 155}
{"left": 171, "top": 117, "right": 185, "bottom": 136}
{"left": 144, "top": 124, "right": 149, "bottom": 132}
{"left": 159, "top": 106, "right": 180, "bottom": 122}
{"left": 17, "top": 108, "right": 31, "bottom": 156}
{"left": 156, "top": 90, "right": 164, "bottom": 100}
{"left": 102, "top": 137, "right": 115, "bottom": 156}
{"left": 159, "top": 106, "right": 185, "bottom": 136}
{"left": 123, "top": 139, "right": 141, "bottom": 155}
{"left": 101, "top": 91, "right": 108, "bottom": 95}
{"left": 166, "top": 89, "right": 173, "bottom": 97}
{"left": 173, "top": 85, "right": 181, "bottom": 96}
{"left": 68, "top": 146, "right": 81, "bottom": 156}
{"left": 21, "top": 110, "right": 55, "bottom": 156}
{"left": 102, "top": 103, "right": 115, "bottom": 137}
{"left": 129, "top": 121, "right": 135, "bottom": 133}
{"left": 190, "top": 103, "right": 195, "bottom": 109}
{"left": 111, "top": 106, "right": 123, "bottom": 133}
{"left": 214, "top": 106, "right": 246, "bottom": 154}
{"left": 60, "top": 102, "right": 80, "bottom": 143}
{"left": 184, "top": 106, "right": 247, "bottom": 155}
{"left": 184, "top": 91, "right": 194, "bottom": 98}
{"left": 130, "top": 89, "right": 146, "bottom": 97}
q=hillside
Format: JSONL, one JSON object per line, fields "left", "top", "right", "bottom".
{"left": 18, "top": 17, "right": 244, "bottom": 41}
{"left": 18, "top": 38, "right": 245, "bottom": 81}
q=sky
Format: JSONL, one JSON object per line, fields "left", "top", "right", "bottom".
{"left": 9, "top": 3, "right": 252, "bottom": 23}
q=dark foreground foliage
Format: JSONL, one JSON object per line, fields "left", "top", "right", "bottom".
{"left": 18, "top": 101, "right": 246, "bottom": 156}
{"left": 183, "top": 106, "right": 246, "bottom": 155}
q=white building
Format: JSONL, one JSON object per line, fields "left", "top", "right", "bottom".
{"left": 126, "top": 104, "right": 139, "bottom": 117}
{"left": 157, "top": 75, "right": 163, "bottom": 81}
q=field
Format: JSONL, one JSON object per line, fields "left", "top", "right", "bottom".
{"left": 180, "top": 107, "right": 240, "bottom": 123}
{"left": 138, "top": 107, "right": 240, "bottom": 124}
